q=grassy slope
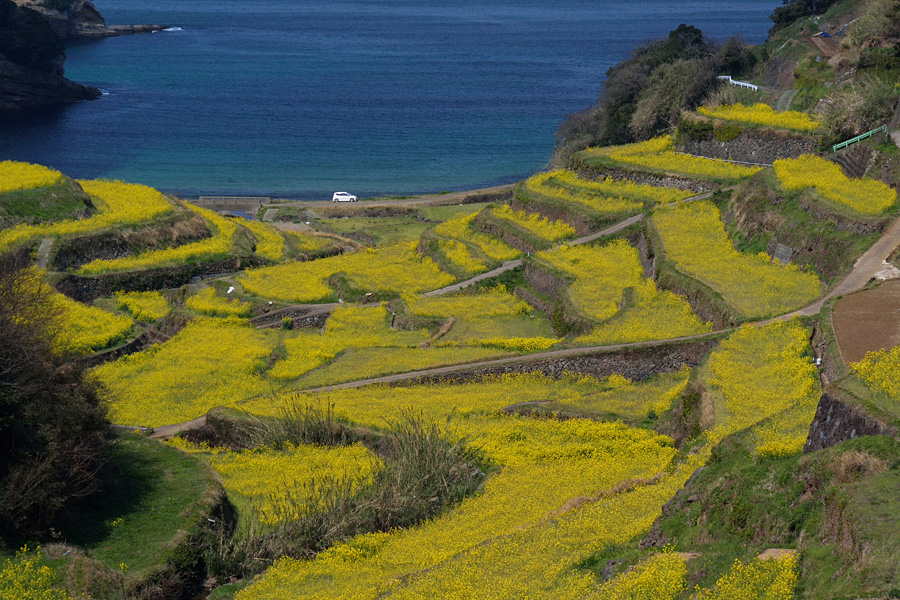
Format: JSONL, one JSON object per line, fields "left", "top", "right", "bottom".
{"left": 0, "top": 177, "right": 92, "bottom": 227}
{"left": 52, "top": 433, "right": 221, "bottom": 581}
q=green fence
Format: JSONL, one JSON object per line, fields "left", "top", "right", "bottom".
{"left": 832, "top": 125, "right": 888, "bottom": 152}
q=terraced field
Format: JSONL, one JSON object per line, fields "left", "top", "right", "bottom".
{"left": 4, "top": 81, "right": 900, "bottom": 600}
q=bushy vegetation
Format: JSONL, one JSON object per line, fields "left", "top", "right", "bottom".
{"left": 0, "top": 252, "right": 110, "bottom": 539}
{"left": 553, "top": 25, "right": 757, "bottom": 165}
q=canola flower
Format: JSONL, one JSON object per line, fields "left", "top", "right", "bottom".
{"left": 0, "top": 546, "right": 70, "bottom": 600}
{"left": 697, "top": 103, "right": 821, "bottom": 132}
{"left": 92, "top": 317, "right": 279, "bottom": 426}
{"left": 652, "top": 201, "right": 822, "bottom": 318}
{"left": 114, "top": 290, "right": 171, "bottom": 322}
{"left": 77, "top": 202, "right": 237, "bottom": 274}
{"left": 18, "top": 268, "right": 133, "bottom": 355}
{"left": 169, "top": 438, "right": 379, "bottom": 525}
{"left": 489, "top": 204, "right": 576, "bottom": 242}
{"left": 774, "top": 154, "right": 896, "bottom": 215}
{"left": 0, "top": 161, "right": 63, "bottom": 193}
{"left": 434, "top": 212, "right": 521, "bottom": 262}
{"left": 439, "top": 335, "right": 561, "bottom": 352}
{"left": 240, "top": 242, "right": 455, "bottom": 303}
{"left": 403, "top": 286, "right": 529, "bottom": 320}
{"left": 186, "top": 286, "right": 253, "bottom": 317}
{"left": 705, "top": 321, "right": 820, "bottom": 457}
{"left": 0, "top": 179, "right": 174, "bottom": 254}
{"left": 234, "top": 374, "right": 722, "bottom": 599}
{"left": 241, "top": 218, "right": 286, "bottom": 261}
{"left": 556, "top": 368, "right": 692, "bottom": 420}
{"left": 535, "top": 240, "right": 645, "bottom": 321}
{"left": 690, "top": 553, "right": 798, "bottom": 600}
{"left": 437, "top": 238, "right": 489, "bottom": 276}
{"left": 587, "top": 550, "right": 687, "bottom": 600}
{"left": 535, "top": 239, "right": 711, "bottom": 343}
{"left": 852, "top": 345, "right": 900, "bottom": 402}
{"left": 582, "top": 136, "right": 761, "bottom": 182}
{"left": 268, "top": 304, "right": 429, "bottom": 380}
{"left": 526, "top": 169, "right": 692, "bottom": 209}
{"left": 285, "top": 230, "right": 335, "bottom": 253}
{"left": 235, "top": 413, "right": 683, "bottom": 599}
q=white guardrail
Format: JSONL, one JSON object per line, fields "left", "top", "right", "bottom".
{"left": 716, "top": 75, "right": 758, "bottom": 92}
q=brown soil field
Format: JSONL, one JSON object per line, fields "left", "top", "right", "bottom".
{"left": 833, "top": 279, "right": 900, "bottom": 363}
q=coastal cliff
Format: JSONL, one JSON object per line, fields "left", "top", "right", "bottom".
{"left": 0, "top": 0, "right": 100, "bottom": 110}
{"left": 12, "top": 0, "right": 167, "bottom": 38}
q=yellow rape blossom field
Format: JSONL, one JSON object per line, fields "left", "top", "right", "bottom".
{"left": 114, "top": 290, "right": 171, "bottom": 322}
{"left": 92, "top": 317, "right": 280, "bottom": 426}
{"left": 77, "top": 202, "right": 237, "bottom": 274}
{"left": 690, "top": 554, "right": 799, "bottom": 600}
{"left": 236, "top": 377, "right": 693, "bottom": 599}
{"left": 20, "top": 268, "right": 133, "bottom": 355}
{"left": 239, "top": 242, "right": 455, "bottom": 303}
{"left": 697, "top": 103, "right": 821, "bottom": 132}
{"left": 0, "top": 179, "right": 174, "bottom": 253}
{"left": 580, "top": 136, "right": 762, "bottom": 182}
{"left": 852, "top": 345, "right": 900, "bottom": 403}
{"left": 433, "top": 212, "right": 521, "bottom": 262}
{"left": 0, "top": 546, "right": 70, "bottom": 600}
{"left": 436, "top": 238, "right": 489, "bottom": 276}
{"left": 169, "top": 439, "right": 380, "bottom": 525}
{"left": 0, "top": 161, "right": 63, "bottom": 193}
{"left": 588, "top": 550, "right": 687, "bottom": 600}
{"left": 186, "top": 286, "right": 253, "bottom": 317}
{"left": 525, "top": 169, "right": 692, "bottom": 209}
{"left": 241, "top": 219, "right": 287, "bottom": 261}
{"left": 403, "top": 286, "right": 529, "bottom": 320}
{"left": 268, "top": 304, "right": 429, "bottom": 380}
{"left": 652, "top": 201, "right": 822, "bottom": 318}
{"left": 535, "top": 239, "right": 711, "bottom": 343}
{"left": 489, "top": 204, "right": 576, "bottom": 242}
{"left": 704, "top": 321, "right": 820, "bottom": 457}
{"left": 774, "top": 154, "right": 897, "bottom": 216}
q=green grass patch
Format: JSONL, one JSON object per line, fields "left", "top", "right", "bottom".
{"left": 419, "top": 202, "right": 491, "bottom": 222}
{"left": 0, "top": 176, "right": 92, "bottom": 228}
{"left": 53, "top": 432, "right": 220, "bottom": 579}
{"left": 318, "top": 216, "right": 432, "bottom": 246}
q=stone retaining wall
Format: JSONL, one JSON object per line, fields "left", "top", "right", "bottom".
{"left": 676, "top": 129, "right": 817, "bottom": 165}
{"left": 392, "top": 338, "right": 719, "bottom": 387}
{"left": 804, "top": 393, "right": 898, "bottom": 453}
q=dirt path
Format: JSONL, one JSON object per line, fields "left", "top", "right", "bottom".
{"left": 35, "top": 238, "right": 54, "bottom": 269}
{"left": 267, "top": 184, "right": 515, "bottom": 211}
{"left": 772, "top": 215, "right": 900, "bottom": 321}
{"left": 775, "top": 89, "right": 798, "bottom": 112}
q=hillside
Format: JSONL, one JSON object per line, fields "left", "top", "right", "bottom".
{"left": 1, "top": 0, "right": 899, "bottom": 598}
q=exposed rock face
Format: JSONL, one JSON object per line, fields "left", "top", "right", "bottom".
{"left": 0, "top": 55, "right": 100, "bottom": 110}
{"left": 675, "top": 128, "right": 818, "bottom": 165}
{"left": 12, "top": 0, "right": 167, "bottom": 38}
{"left": 803, "top": 393, "right": 898, "bottom": 453}
{"left": 0, "top": 0, "right": 100, "bottom": 109}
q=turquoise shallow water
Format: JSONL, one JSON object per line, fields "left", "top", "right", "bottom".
{"left": 0, "top": 0, "right": 778, "bottom": 198}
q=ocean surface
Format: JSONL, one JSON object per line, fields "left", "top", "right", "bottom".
{"left": 0, "top": 0, "right": 779, "bottom": 199}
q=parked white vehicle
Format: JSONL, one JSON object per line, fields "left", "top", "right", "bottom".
{"left": 332, "top": 191, "right": 357, "bottom": 202}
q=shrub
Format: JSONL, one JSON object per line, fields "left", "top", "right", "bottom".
{"left": 0, "top": 252, "right": 109, "bottom": 538}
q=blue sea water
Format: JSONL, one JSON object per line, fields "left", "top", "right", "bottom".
{"left": 0, "top": 0, "right": 779, "bottom": 199}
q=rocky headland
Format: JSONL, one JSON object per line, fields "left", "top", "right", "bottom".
{"left": 13, "top": 0, "right": 167, "bottom": 38}
{"left": 0, "top": 0, "right": 167, "bottom": 111}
